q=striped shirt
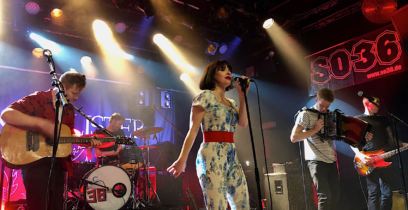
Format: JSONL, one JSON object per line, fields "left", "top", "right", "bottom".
{"left": 295, "top": 108, "right": 336, "bottom": 163}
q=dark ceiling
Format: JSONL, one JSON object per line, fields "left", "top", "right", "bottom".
{"left": 4, "top": 0, "right": 408, "bottom": 74}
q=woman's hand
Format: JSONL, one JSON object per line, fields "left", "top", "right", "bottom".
{"left": 167, "top": 159, "right": 187, "bottom": 178}
{"left": 234, "top": 76, "right": 250, "bottom": 98}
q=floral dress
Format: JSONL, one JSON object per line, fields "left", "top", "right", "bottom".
{"left": 193, "top": 90, "right": 250, "bottom": 210}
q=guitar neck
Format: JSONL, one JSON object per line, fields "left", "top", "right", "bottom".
{"left": 380, "top": 146, "right": 408, "bottom": 159}
{"left": 59, "top": 137, "right": 117, "bottom": 144}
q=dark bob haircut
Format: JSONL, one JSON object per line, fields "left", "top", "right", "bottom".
{"left": 199, "top": 60, "right": 233, "bottom": 91}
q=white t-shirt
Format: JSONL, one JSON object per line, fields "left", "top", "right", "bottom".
{"left": 295, "top": 109, "right": 336, "bottom": 163}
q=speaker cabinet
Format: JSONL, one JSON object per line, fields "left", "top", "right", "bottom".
{"left": 264, "top": 163, "right": 316, "bottom": 210}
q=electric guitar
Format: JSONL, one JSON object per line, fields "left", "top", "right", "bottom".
{"left": 354, "top": 144, "right": 408, "bottom": 176}
{"left": 0, "top": 123, "right": 134, "bottom": 168}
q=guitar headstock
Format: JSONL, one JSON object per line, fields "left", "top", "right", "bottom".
{"left": 115, "top": 136, "right": 134, "bottom": 145}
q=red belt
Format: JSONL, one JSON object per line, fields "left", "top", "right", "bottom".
{"left": 203, "top": 131, "right": 234, "bottom": 143}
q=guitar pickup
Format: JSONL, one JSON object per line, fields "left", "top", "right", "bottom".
{"left": 26, "top": 130, "right": 40, "bottom": 151}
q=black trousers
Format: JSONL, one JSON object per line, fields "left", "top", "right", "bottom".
{"left": 22, "top": 158, "right": 66, "bottom": 210}
{"left": 307, "top": 160, "right": 341, "bottom": 210}
{"left": 366, "top": 167, "right": 393, "bottom": 210}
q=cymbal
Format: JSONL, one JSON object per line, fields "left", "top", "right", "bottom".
{"left": 138, "top": 145, "right": 158, "bottom": 150}
{"left": 133, "top": 127, "right": 163, "bottom": 138}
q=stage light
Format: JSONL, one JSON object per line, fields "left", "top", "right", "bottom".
{"left": 51, "top": 8, "right": 63, "bottom": 18}
{"left": 80, "top": 56, "right": 97, "bottom": 78}
{"left": 115, "top": 22, "right": 127, "bottom": 34}
{"left": 180, "top": 73, "right": 189, "bottom": 81}
{"left": 92, "top": 19, "right": 134, "bottom": 60}
{"left": 25, "top": 1, "right": 40, "bottom": 15}
{"left": 219, "top": 43, "right": 228, "bottom": 54}
{"left": 206, "top": 42, "right": 219, "bottom": 56}
{"left": 152, "top": 33, "right": 198, "bottom": 74}
{"left": 263, "top": 18, "right": 274, "bottom": 29}
{"left": 80, "top": 56, "right": 92, "bottom": 65}
{"left": 32, "top": 47, "right": 43, "bottom": 58}
{"left": 29, "top": 32, "right": 62, "bottom": 54}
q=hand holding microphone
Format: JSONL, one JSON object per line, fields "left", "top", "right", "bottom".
{"left": 233, "top": 76, "right": 253, "bottom": 96}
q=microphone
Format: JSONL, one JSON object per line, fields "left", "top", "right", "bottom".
{"left": 43, "top": 49, "right": 52, "bottom": 57}
{"left": 357, "top": 90, "right": 381, "bottom": 107}
{"left": 357, "top": 90, "right": 365, "bottom": 97}
{"left": 233, "top": 77, "right": 254, "bottom": 84}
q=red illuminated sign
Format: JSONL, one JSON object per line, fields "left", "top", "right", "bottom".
{"left": 307, "top": 27, "right": 405, "bottom": 95}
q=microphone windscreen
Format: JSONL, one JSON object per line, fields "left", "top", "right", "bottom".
{"left": 357, "top": 91, "right": 364, "bottom": 97}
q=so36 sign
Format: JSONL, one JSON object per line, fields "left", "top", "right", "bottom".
{"left": 310, "top": 30, "right": 403, "bottom": 85}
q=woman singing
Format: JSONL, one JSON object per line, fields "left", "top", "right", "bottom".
{"left": 167, "top": 60, "right": 250, "bottom": 209}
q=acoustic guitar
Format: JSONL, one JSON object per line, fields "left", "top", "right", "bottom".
{"left": 354, "top": 144, "right": 408, "bottom": 176}
{"left": 0, "top": 123, "right": 133, "bottom": 168}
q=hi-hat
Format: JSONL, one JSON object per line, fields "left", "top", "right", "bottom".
{"left": 133, "top": 127, "right": 163, "bottom": 138}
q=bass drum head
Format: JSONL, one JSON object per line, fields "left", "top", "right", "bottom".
{"left": 83, "top": 165, "right": 131, "bottom": 210}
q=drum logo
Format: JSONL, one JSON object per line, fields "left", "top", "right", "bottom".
{"left": 86, "top": 188, "right": 107, "bottom": 203}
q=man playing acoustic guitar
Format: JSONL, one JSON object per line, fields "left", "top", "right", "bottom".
{"left": 351, "top": 95, "right": 408, "bottom": 210}
{"left": 1, "top": 71, "right": 101, "bottom": 210}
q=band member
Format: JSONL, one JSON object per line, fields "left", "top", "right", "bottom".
{"left": 290, "top": 88, "right": 340, "bottom": 210}
{"left": 351, "top": 96, "right": 405, "bottom": 210}
{"left": 94, "top": 112, "right": 125, "bottom": 165}
{"left": 0, "top": 71, "right": 100, "bottom": 210}
{"left": 167, "top": 60, "right": 250, "bottom": 209}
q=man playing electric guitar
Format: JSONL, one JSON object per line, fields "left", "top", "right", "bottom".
{"left": 351, "top": 95, "right": 407, "bottom": 210}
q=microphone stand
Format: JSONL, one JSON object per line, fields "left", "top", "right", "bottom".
{"left": 240, "top": 81, "right": 263, "bottom": 209}
{"left": 71, "top": 105, "right": 115, "bottom": 138}
{"left": 386, "top": 110, "right": 408, "bottom": 210}
{"left": 43, "top": 49, "right": 69, "bottom": 210}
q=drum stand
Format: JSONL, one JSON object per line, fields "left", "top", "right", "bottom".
{"left": 141, "top": 135, "right": 161, "bottom": 207}
{"left": 127, "top": 164, "right": 145, "bottom": 210}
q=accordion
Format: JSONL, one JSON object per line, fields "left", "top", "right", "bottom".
{"left": 318, "top": 109, "right": 370, "bottom": 149}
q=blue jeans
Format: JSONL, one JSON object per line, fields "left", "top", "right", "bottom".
{"left": 366, "top": 168, "right": 393, "bottom": 210}
{"left": 307, "top": 161, "right": 341, "bottom": 210}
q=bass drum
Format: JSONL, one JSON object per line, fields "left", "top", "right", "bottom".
{"left": 82, "top": 165, "right": 131, "bottom": 210}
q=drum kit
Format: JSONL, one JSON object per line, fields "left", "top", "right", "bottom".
{"left": 66, "top": 127, "right": 164, "bottom": 210}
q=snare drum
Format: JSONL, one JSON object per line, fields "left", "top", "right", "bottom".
{"left": 82, "top": 165, "right": 131, "bottom": 210}
{"left": 119, "top": 145, "right": 144, "bottom": 172}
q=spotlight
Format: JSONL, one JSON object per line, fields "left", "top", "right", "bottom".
{"left": 25, "top": 1, "right": 40, "bottom": 15}
{"left": 115, "top": 22, "right": 127, "bottom": 33}
{"left": 263, "top": 18, "right": 274, "bottom": 29}
{"left": 80, "top": 56, "right": 92, "bottom": 65}
{"left": 206, "top": 42, "right": 219, "bottom": 56}
{"left": 29, "top": 32, "right": 62, "bottom": 54}
{"left": 219, "top": 44, "right": 228, "bottom": 55}
{"left": 51, "top": 8, "right": 63, "bottom": 18}
{"left": 180, "top": 73, "right": 189, "bottom": 81}
{"left": 32, "top": 48, "right": 43, "bottom": 58}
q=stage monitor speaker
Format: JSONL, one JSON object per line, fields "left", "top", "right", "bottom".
{"left": 264, "top": 163, "right": 316, "bottom": 210}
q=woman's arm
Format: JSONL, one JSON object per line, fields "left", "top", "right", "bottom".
{"left": 167, "top": 105, "right": 205, "bottom": 177}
